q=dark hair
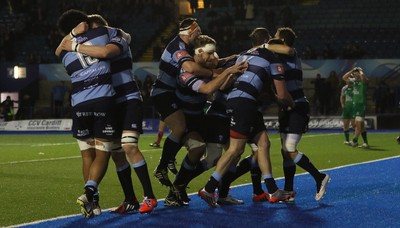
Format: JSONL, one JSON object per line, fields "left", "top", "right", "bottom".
{"left": 179, "top": 18, "right": 197, "bottom": 31}
{"left": 88, "top": 14, "right": 108, "bottom": 27}
{"left": 249, "top": 27, "right": 270, "bottom": 47}
{"left": 276, "top": 27, "right": 297, "bottom": 47}
{"left": 57, "top": 9, "right": 89, "bottom": 36}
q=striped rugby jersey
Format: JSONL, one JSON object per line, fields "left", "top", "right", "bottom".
{"left": 60, "top": 26, "right": 118, "bottom": 106}
{"left": 151, "top": 36, "right": 194, "bottom": 97}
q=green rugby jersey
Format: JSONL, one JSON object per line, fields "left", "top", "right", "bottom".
{"left": 341, "top": 85, "right": 353, "bottom": 107}
{"left": 352, "top": 80, "right": 367, "bottom": 104}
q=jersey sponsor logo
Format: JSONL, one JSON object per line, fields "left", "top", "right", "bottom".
{"left": 102, "top": 125, "right": 115, "bottom": 136}
{"left": 175, "top": 51, "right": 190, "bottom": 60}
{"left": 77, "top": 129, "right": 90, "bottom": 137}
{"left": 179, "top": 72, "right": 193, "bottom": 83}
{"left": 276, "top": 65, "right": 284, "bottom": 73}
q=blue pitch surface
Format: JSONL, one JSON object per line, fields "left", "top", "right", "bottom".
{"left": 16, "top": 156, "right": 400, "bottom": 228}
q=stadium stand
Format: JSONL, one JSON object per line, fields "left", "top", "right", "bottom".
{"left": 1, "top": 0, "right": 400, "bottom": 63}
{"left": 0, "top": 0, "right": 399, "bottom": 119}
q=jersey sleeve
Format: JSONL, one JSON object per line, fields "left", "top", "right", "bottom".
{"left": 178, "top": 70, "right": 203, "bottom": 92}
{"left": 173, "top": 48, "right": 194, "bottom": 68}
{"left": 269, "top": 62, "right": 285, "bottom": 81}
{"left": 105, "top": 27, "right": 125, "bottom": 53}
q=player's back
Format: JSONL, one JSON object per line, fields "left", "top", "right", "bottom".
{"left": 60, "top": 26, "right": 118, "bottom": 106}
{"left": 152, "top": 36, "right": 193, "bottom": 96}
{"left": 228, "top": 47, "right": 284, "bottom": 101}
{"left": 109, "top": 31, "right": 142, "bottom": 104}
{"left": 279, "top": 52, "right": 305, "bottom": 101}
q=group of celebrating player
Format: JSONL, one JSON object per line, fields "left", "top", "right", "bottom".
{"left": 56, "top": 9, "right": 330, "bottom": 218}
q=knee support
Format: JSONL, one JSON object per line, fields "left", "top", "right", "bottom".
{"left": 184, "top": 137, "right": 206, "bottom": 151}
{"left": 77, "top": 138, "right": 95, "bottom": 151}
{"left": 281, "top": 133, "right": 301, "bottom": 153}
{"left": 201, "top": 143, "right": 223, "bottom": 169}
{"left": 95, "top": 140, "right": 114, "bottom": 152}
{"left": 121, "top": 132, "right": 139, "bottom": 147}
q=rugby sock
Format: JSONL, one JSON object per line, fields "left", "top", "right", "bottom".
{"left": 174, "top": 155, "right": 196, "bottom": 186}
{"left": 295, "top": 152, "right": 323, "bottom": 182}
{"left": 156, "top": 131, "right": 164, "bottom": 144}
{"left": 283, "top": 159, "right": 296, "bottom": 191}
{"left": 352, "top": 137, "right": 359, "bottom": 143}
{"left": 218, "top": 166, "right": 237, "bottom": 198}
{"left": 167, "top": 137, "right": 182, "bottom": 163}
{"left": 133, "top": 160, "right": 155, "bottom": 198}
{"left": 116, "top": 166, "right": 136, "bottom": 203}
{"left": 264, "top": 175, "right": 279, "bottom": 194}
{"left": 361, "top": 131, "right": 368, "bottom": 144}
{"left": 234, "top": 156, "right": 252, "bottom": 177}
{"left": 157, "top": 136, "right": 181, "bottom": 169}
{"left": 218, "top": 156, "right": 254, "bottom": 198}
{"left": 344, "top": 130, "right": 350, "bottom": 141}
{"left": 84, "top": 180, "right": 98, "bottom": 202}
{"left": 251, "top": 167, "right": 264, "bottom": 195}
{"left": 188, "top": 161, "right": 206, "bottom": 181}
{"left": 205, "top": 172, "right": 222, "bottom": 193}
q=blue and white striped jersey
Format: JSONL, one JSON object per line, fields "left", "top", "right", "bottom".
{"left": 176, "top": 69, "right": 211, "bottom": 115}
{"left": 151, "top": 36, "right": 194, "bottom": 97}
{"left": 278, "top": 51, "right": 306, "bottom": 102}
{"left": 60, "top": 26, "right": 118, "bottom": 106}
{"left": 228, "top": 47, "right": 285, "bottom": 101}
{"left": 109, "top": 30, "right": 142, "bottom": 104}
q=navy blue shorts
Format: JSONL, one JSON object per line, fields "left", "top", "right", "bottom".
{"left": 279, "top": 101, "right": 310, "bottom": 134}
{"left": 203, "top": 114, "right": 229, "bottom": 144}
{"left": 72, "top": 97, "right": 117, "bottom": 140}
{"left": 115, "top": 99, "right": 143, "bottom": 136}
{"left": 184, "top": 113, "right": 206, "bottom": 136}
{"left": 151, "top": 92, "right": 181, "bottom": 121}
{"left": 226, "top": 98, "right": 266, "bottom": 139}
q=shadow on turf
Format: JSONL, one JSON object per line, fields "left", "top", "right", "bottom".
{"left": 60, "top": 200, "right": 334, "bottom": 227}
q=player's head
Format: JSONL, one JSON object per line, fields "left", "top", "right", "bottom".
{"left": 57, "top": 9, "right": 89, "bottom": 36}
{"left": 249, "top": 27, "right": 271, "bottom": 47}
{"left": 88, "top": 14, "right": 108, "bottom": 28}
{"left": 179, "top": 18, "right": 202, "bottom": 44}
{"left": 275, "top": 27, "right": 297, "bottom": 47}
{"left": 193, "top": 35, "right": 218, "bottom": 69}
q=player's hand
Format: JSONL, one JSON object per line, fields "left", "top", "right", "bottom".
{"left": 60, "top": 39, "right": 73, "bottom": 52}
{"left": 229, "top": 61, "right": 248, "bottom": 74}
{"left": 73, "top": 22, "right": 89, "bottom": 35}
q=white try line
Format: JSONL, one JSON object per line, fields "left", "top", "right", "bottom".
{"left": 0, "top": 134, "right": 157, "bottom": 147}
{"left": 0, "top": 148, "right": 161, "bottom": 165}
{"left": 0, "top": 134, "right": 339, "bottom": 165}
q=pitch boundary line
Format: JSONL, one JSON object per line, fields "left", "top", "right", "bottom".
{"left": 0, "top": 134, "right": 335, "bottom": 165}
{"left": 0, "top": 149, "right": 161, "bottom": 165}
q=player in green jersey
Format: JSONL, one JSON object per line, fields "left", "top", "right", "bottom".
{"left": 340, "top": 80, "right": 355, "bottom": 145}
{"left": 342, "top": 67, "right": 369, "bottom": 148}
